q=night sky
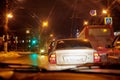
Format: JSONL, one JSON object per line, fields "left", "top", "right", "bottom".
{"left": 0, "top": 0, "right": 120, "bottom": 38}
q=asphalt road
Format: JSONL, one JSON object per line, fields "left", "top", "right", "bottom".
{"left": 11, "top": 71, "right": 120, "bottom": 80}
{"left": 0, "top": 53, "right": 48, "bottom": 69}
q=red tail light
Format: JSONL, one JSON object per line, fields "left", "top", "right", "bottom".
{"left": 49, "top": 53, "right": 56, "bottom": 64}
{"left": 94, "top": 52, "right": 100, "bottom": 62}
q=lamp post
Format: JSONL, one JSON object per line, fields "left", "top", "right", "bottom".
{"left": 4, "top": 0, "right": 9, "bottom": 52}
{"left": 4, "top": 0, "right": 13, "bottom": 52}
{"left": 40, "top": 21, "right": 49, "bottom": 49}
{"left": 4, "top": 13, "right": 13, "bottom": 52}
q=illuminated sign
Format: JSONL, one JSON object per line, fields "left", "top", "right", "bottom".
{"left": 104, "top": 17, "right": 112, "bottom": 25}
{"left": 90, "top": 10, "right": 97, "bottom": 16}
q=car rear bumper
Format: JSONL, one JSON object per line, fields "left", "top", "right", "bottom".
{"left": 46, "top": 63, "right": 77, "bottom": 71}
{"left": 46, "top": 62, "right": 101, "bottom": 71}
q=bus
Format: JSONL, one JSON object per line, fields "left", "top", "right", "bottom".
{"left": 78, "top": 25, "right": 114, "bottom": 50}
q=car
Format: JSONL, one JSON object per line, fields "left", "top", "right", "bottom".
{"left": 1, "top": 0, "right": 120, "bottom": 79}
{"left": 106, "top": 35, "right": 120, "bottom": 64}
{"left": 47, "top": 38, "right": 101, "bottom": 70}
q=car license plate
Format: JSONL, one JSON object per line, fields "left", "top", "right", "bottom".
{"left": 63, "top": 55, "right": 87, "bottom": 63}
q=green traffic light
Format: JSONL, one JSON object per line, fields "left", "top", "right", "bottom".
{"left": 31, "top": 38, "right": 38, "bottom": 45}
{"left": 32, "top": 40, "right": 36, "bottom": 44}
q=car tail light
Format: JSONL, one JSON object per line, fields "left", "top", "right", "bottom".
{"left": 49, "top": 53, "right": 56, "bottom": 64}
{"left": 94, "top": 52, "right": 100, "bottom": 62}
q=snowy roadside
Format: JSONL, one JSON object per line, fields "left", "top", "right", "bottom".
{"left": 0, "top": 51, "right": 20, "bottom": 60}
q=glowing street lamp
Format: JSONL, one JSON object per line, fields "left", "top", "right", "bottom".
{"left": 83, "top": 21, "right": 88, "bottom": 25}
{"left": 42, "top": 21, "right": 48, "bottom": 27}
{"left": 50, "top": 34, "right": 53, "bottom": 37}
{"left": 102, "top": 9, "right": 111, "bottom": 17}
{"left": 7, "top": 13, "right": 13, "bottom": 18}
{"left": 26, "top": 30, "right": 30, "bottom": 34}
{"left": 102, "top": 9, "right": 108, "bottom": 14}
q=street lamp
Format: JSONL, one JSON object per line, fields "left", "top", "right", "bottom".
{"left": 26, "top": 29, "right": 30, "bottom": 34}
{"left": 83, "top": 21, "right": 88, "bottom": 25}
{"left": 50, "top": 34, "right": 53, "bottom": 37}
{"left": 7, "top": 13, "right": 13, "bottom": 18}
{"left": 42, "top": 21, "right": 48, "bottom": 28}
{"left": 102, "top": 9, "right": 108, "bottom": 15}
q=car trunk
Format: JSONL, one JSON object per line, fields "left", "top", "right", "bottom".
{"left": 55, "top": 49, "right": 94, "bottom": 65}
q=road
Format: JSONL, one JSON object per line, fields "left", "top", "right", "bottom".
{"left": 11, "top": 71, "right": 120, "bottom": 80}
{"left": 0, "top": 53, "right": 48, "bottom": 69}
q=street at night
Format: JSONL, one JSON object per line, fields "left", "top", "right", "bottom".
{"left": 0, "top": 0, "right": 120, "bottom": 80}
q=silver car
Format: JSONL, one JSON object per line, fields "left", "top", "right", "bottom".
{"left": 47, "top": 38, "right": 100, "bottom": 70}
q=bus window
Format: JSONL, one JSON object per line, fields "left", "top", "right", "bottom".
{"left": 88, "top": 28, "right": 111, "bottom": 37}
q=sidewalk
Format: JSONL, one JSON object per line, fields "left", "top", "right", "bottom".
{"left": 0, "top": 51, "right": 20, "bottom": 60}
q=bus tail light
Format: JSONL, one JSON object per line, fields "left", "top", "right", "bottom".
{"left": 49, "top": 53, "right": 56, "bottom": 64}
{"left": 94, "top": 52, "right": 100, "bottom": 62}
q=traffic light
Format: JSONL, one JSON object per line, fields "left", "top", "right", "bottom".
{"left": 31, "top": 39, "right": 37, "bottom": 45}
{"left": 31, "top": 37, "right": 38, "bottom": 45}
{"left": 29, "top": 37, "right": 39, "bottom": 52}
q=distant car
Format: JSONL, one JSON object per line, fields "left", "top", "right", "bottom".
{"left": 47, "top": 38, "right": 100, "bottom": 70}
{"left": 106, "top": 35, "right": 120, "bottom": 64}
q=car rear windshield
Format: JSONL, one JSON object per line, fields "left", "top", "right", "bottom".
{"left": 56, "top": 39, "right": 92, "bottom": 49}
